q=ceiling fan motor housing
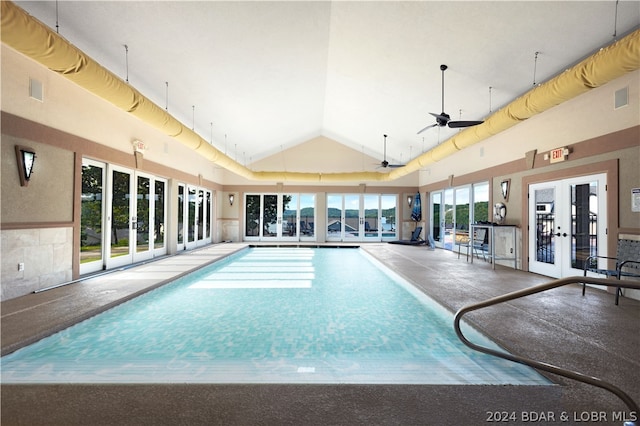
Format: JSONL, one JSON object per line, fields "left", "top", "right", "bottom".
{"left": 436, "top": 112, "right": 450, "bottom": 126}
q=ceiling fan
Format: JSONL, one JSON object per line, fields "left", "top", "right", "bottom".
{"left": 379, "top": 134, "right": 404, "bottom": 168}
{"left": 417, "top": 64, "right": 484, "bottom": 134}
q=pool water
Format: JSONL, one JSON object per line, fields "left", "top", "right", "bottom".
{"left": 1, "top": 248, "right": 550, "bottom": 384}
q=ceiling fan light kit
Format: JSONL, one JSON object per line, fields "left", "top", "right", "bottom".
{"left": 417, "top": 64, "right": 484, "bottom": 134}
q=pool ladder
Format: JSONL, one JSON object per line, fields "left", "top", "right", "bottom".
{"left": 454, "top": 276, "right": 639, "bottom": 426}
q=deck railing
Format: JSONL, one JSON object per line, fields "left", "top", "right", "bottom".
{"left": 454, "top": 276, "right": 639, "bottom": 424}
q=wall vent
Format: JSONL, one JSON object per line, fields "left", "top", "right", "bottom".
{"left": 614, "top": 86, "right": 628, "bottom": 109}
{"left": 29, "top": 78, "right": 43, "bottom": 101}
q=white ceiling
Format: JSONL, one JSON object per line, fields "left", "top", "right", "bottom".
{"left": 16, "top": 1, "right": 640, "bottom": 170}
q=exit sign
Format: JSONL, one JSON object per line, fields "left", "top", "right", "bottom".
{"left": 132, "top": 139, "right": 147, "bottom": 153}
{"left": 550, "top": 147, "right": 568, "bottom": 163}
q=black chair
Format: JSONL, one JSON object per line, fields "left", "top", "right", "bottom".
{"left": 583, "top": 239, "right": 640, "bottom": 305}
{"left": 388, "top": 227, "right": 425, "bottom": 245}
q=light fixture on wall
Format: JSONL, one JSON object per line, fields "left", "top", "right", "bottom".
{"left": 407, "top": 195, "right": 413, "bottom": 207}
{"left": 229, "top": 193, "right": 235, "bottom": 206}
{"left": 501, "top": 179, "right": 510, "bottom": 202}
{"left": 15, "top": 145, "right": 36, "bottom": 187}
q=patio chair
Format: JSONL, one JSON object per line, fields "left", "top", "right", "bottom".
{"left": 458, "top": 228, "right": 489, "bottom": 262}
{"left": 582, "top": 238, "right": 640, "bottom": 305}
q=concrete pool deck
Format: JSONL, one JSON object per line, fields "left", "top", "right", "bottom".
{"left": 2, "top": 242, "right": 639, "bottom": 425}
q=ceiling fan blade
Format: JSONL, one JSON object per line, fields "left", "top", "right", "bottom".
{"left": 417, "top": 123, "right": 437, "bottom": 135}
{"left": 387, "top": 164, "right": 405, "bottom": 168}
{"left": 448, "top": 120, "right": 484, "bottom": 128}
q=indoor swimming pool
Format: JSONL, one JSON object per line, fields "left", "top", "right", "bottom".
{"left": 1, "top": 247, "right": 550, "bottom": 385}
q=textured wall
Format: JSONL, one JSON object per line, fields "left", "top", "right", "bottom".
{"left": 1, "top": 227, "right": 73, "bottom": 300}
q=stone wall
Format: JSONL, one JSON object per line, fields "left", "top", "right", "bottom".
{"left": 1, "top": 227, "right": 73, "bottom": 301}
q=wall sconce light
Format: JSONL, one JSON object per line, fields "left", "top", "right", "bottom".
{"left": 228, "top": 193, "right": 235, "bottom": 206}
{"left": 407, "top": 195, "right": 413, "bottom": 207}
{"left": 15, "top": 145, "right": 36, "bottom": 187}
{"left": 500, "top": 178, "right": 510, "bottom": 202}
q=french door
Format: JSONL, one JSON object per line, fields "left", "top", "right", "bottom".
{"left": 430, "top": 183, "right": 488, "bottom": 250}
{"left": 79, "top": 163, "right": 167, "bottom": 272}
{"left": 177, "top": 184, "right": 213, "bottom": 250}
{"left": 244, "top": 193, "right": 314, "bottom": 241}
{"left": 528, "top": 173, "right": 607, "bottom": 277}
{"left": 327, "top": 194, "right": 397, "bottom": 242}
{"left": 105, "top": 167, "right": 167, "bottom": 269}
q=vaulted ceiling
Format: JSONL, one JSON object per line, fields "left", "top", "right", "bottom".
{"left": 13, "top": 1, "right": 640, "bottom": 171}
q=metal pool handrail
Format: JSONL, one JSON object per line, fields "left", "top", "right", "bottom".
{"left": 453, "top": 276, "right": 640, "bottom": 421}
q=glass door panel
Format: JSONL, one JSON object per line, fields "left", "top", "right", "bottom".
{"left": 262, "top": 194, "right": 278, "bottom": 238}
{"left": 135, "top": 175, "right": 151, "bottom": 256}
{"left": 572, "top": 182, "right": 596, "bottom": 271}
{"left": 80, "top": 161, "right": 105, "bottom": 274}
{"left": 344, "top": 194, "right": 361, "bottom": 240}
{"left": 430, "top": 191, "right": 443, "bottom": 247}
{"left": 327, "top": 194, "right": 343, "bottom": 241}
{"left": 443, "top": 189, "right": 454, "bottom": 250}
{"left": 205, "top": 191, "right": 212, "bottom": 240}
{"left": 197, "top": 189, "right": 205, "bottom": 244}
{"left": 299, "top": 194, "right": 315, "bottom": 239}
{"left": 108, "top": 168, "right": 133, "bottom": 267}
{"left": 473, "top": 183, "right": 489, "bottom": 223}
{"left": 380, "top": 195, "right": 397, "bottom": 240}
{"left": 245, "top": 194, "right": 261, "bottom": 238}
{"left": 529, "top": 182, "right": 562, "bottom": 277}
{"left": 454, "top": 187, "right": 470, "bottom": 252}
{"left": 530, "top": 183, "right": 559, "bottom": 275}
{"left": 154, "top": 180, "right": 166, "bottom": 251}
{"left": 568, "top": 175, "right": 606, "bottom": 276}
{"left": 177, "top": 185, "right": 185, "bottom": 249}
{"left": 363, "top": 194, "right": 380, "bottom": 240}
{"left": 187, "top": 186, "right": 197, "bottom": 247}
{"left": 282, "top": 194, "right": 298, "bottom": 239}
